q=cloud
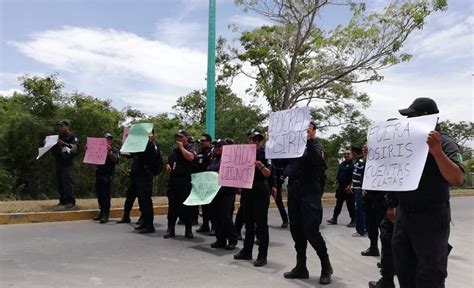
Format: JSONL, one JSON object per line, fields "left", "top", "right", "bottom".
{"left": 229, "top": 15, "right": 272, "bottom": 28}
{"left": 8, "top": 26, "right": 207, "bottom": 113}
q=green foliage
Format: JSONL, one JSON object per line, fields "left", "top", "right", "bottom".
{"left": 438, "top": 120, "right": 473, "bottom": 161}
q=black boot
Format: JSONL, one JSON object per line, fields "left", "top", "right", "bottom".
{"left": 326, "top": 217, "right": 337, "bottom": 225}
{"left": 99, "top": 213, "right": 109, "bottom": 224}
{"left": 117, "top": 212, "right": 131, "bottom": 224}
{"left": 136, "top": 216, "right": 144, "bottom": 226}
{"left": 319, "top": 254, "right": 333, "bottom": 285}
{"left": 163, "top": 226, "right": 175, "bottom": 239}
{"left": 185, "top": 225, "right": 194, "bottom": 239}
{"left": 93, "top": 212, "right": 102, "bottom": 221}
{"left": 361, "top": 247, "right": 380, "bottom": 256}
{"left": 284, "top": 255, "right": 309, "bottom": 279}
{"left": 368, "top": 277, "right": 395, "bottom": 288}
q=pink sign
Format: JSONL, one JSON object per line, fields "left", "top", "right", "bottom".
{"left": 121, "top": 126, "right": 130, "bottom": 144}
{"left": 84, "top": 137, "right": 108, "bottom": 165}
{"left": 218, "top": 144, "right": 257, "bottom": 189}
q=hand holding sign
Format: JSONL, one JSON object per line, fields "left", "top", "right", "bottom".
{"left": 37, "top": 135, "right": 59, "bottom": 160}
{"left": 184, "top": 172, "right": 221, "bottom": 206}
{"left": 84, "top": 137, "right": 108, "bottom": 165}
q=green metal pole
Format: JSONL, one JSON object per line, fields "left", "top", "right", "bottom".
{"left": 205, "top": 0, "right": 216, "bottom": 139}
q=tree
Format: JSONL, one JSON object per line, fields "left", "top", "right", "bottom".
{"left": 231, "top": 0, "right": 447, "bottom": 127}
{"left": 19, "top": 73, "right": 64, "bottom": 118}
{"left": 173, "top": 84, "right": 267, "bottom": 143}
{"left": 439, "top": 120, "right": 473, "bottom": 160}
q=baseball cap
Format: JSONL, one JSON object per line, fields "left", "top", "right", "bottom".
{"left": 399, "top": 98, "right": 439, "bottom": 116}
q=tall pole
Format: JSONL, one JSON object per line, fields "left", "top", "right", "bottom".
{"left": 205, "top": 0, "right": 216, "bottom": 139}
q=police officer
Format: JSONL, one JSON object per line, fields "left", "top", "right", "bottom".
{"left": 194, "top": 134, "right": 214, "bottom": 234}
{"left": 93, "top": 133, "right": 119, "bottom": 224}
{"left": 208, "top": 138, "right": 238, "bottom": 250}
{"left": 51, "top": 120, "right": 78, "bottom": 209}
{"left": 270, "top": 159, "right": 289, "bottom": 228}
{"left": 283, "top": 121, "right": 333, "bottom": 285}
{"left": 327, "top": 148, "right": 355, "bottom": 226}
{"left": 392, "top": 97, "right": 464, "bottom": 288}
{"left": 368, "top": 191, "right": 397, "bottom": 288}
{"left": 350, "top": 145, "right": 367, "bottom": 237}
{"left": 164, "top": 130, "right": 196, "bottom": 239}
{"left": 234, "top": 129, "right": 271, "bottom": 267}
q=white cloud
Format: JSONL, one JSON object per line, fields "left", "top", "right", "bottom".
{"left": 229, "top": 15, "right": 272, "bottom": 28}
{"left": 8, "top": 26, "right": 207, "bottom": 113}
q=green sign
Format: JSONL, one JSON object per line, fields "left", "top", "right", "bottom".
{"left": 120, "top": 123, "right": 153, "bottom": 153}
{"left": 184, "top": 172, "right": 220, "bottom": 206}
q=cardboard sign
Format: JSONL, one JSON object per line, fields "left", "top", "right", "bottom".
{"left": 266, "top": 106, "right": 311, "bottom": 159}
{"left": 84, "top": 137, "right": 108, "bottom": 165}
{"left": 218, "top": 144, "right": 256, "bottom": 189}
{"left": 183, "top": 172, "right": 221, "bottom": 206}
{"left": 362, "top": 114, "right": 438, "bottom": 191}
{"left": 36, "top": 135, "right": 59, "bottom": 160}
{"left": 120, "top": 123, "right": 153, "bottom": 153}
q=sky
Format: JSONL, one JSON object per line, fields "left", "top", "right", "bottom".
{"left": 0, "top": 0, "right": 472, "bottom": 138}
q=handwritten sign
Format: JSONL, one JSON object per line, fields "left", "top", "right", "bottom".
{"left": 362, "top": 114, "right": 438, "bottom": 191}
{"left": 218, "top": 144, "right": 256, "bottom": 189}
{"left": 120, "top": 123, "right": 153, "bottom": 153}
{"left": 266, "top": 106, "right": 311, "bottom": 159}
{"left": 37, "top": 135, "right": 59, "bottom": 160}
{"left": 84, "top": 137, "right": 108, "bottom": 165}
{"left": 183, "top": 172, "right": 221, "bottom": 206}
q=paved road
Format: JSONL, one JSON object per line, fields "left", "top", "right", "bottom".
{"left": 1, "top": 197, "right": 473, "bottom": 288}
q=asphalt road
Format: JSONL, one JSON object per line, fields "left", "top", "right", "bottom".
{"left": 1, "top": 197, "right": 473, "bottom": 288}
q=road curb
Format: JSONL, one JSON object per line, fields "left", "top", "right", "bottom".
{"left": 1, "top": 192, "right": 470, "bottom": 225}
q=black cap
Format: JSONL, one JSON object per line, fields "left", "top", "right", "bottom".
{"left": 56, "top": 119, "right": 70, "bottom": 126}
{"left": 212, "top": 139, "right": 228, "bottom": 147}
{"left": 309, "top": 120, "right": 317, "bottom": 130}
{"left": 104, "top": 133, "right": 113, "bottom": 139}
{"left": 248, "top": 129, "right": 264, "bottom": 141}
{"left": 399, "top": 98, "right": 439, "bottom": 116}
{"left": 224, "top": 138, "right": 234, "bottom": 145}
{"left": 175, "top": 129, "right": 189, "bottom": 138}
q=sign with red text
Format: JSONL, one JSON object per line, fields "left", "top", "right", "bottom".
{"left": 266, "top": 107, "right": 311, "bottom": 159}
{"left": 218, "top": 144, "right": 256, "bottom": 189}
{"left": 362, "top": 114, "right": 438, "bottom": 191}
{"left": 84, "top": 137, "right": 108, "bottom": 165}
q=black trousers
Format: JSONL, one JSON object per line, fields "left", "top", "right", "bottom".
{"left": 56, "top": 164, "right": 75, "bottom": 205}
{"left": 235, "top": 206, "right": 244, "bottom": 234}
{"left": 331, "top": 188, "right": 355, "bottom": 220}
{"left": 167, "top": 176, "right": 193, "bottom": 227}
{"left": 241, "top": 182, "right": 270, "bottom": 258}
{"left": 379, "top": 216, "right": 395, "bottom": 279}
{"left": 392, "top": 206, "right": 450, "bottom": 288}
{"left": 214, "top": 189, "right": 237, "bottom": 245}
{"left": 95, "top": 174, "right": 112, "bottom": 215}
{"left": 274, "top": 180, "right": 288, "bottom": 224}
{"left": 122, "top": 176, "right": 138, "bottom": 217}
{"left": 364, "top": 193, "right": 387, "bottom": 249}
{"left": 136, "top": 175, "right": 154, "bottom": 227}
{"left": 288, "top": 181, "right": 328, "bottom": 262}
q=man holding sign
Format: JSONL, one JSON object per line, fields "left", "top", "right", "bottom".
{"left": 391, "top": 98, "right": 464, "bottom": 288}
{"left": 91, "top": 133, "right": 119, "bottom": 224}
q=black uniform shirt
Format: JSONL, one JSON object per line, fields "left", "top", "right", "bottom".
{"left": 208, "top": 155, "right": 221, "bottom": 172}
{"left": 96, "top": 147, "right": 119, "bottom": 176}
{"left": 287, "top": 139, "right": 324, "bottom": 184}
{"left": 253, "top": 147, "right": 271, "bottom": 183}
{"left": 51, "top": 132, "right": 78, "bottom": 166}
{"left": 168, "top": 143, "right": 196, "bottom": 178}
{"left": 130, "top": 141, "right": 160, "bottom": 177}
{"left": 193, "top": 147, "right": 212, "bottom": 173}
{"left": 398, "top": 132, "right": 465, "bottom": 208}
{"left": 337, "top": 160, "right": 354, "bottom": 190}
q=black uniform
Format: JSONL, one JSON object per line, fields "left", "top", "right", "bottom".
{"left": 125, "top": 141, "right": 162, "bottom": 229}
{"left": 286, "top": 138, "right": 331, "bottom": 277}
{"left": 193, "top": 147, "right": 213, "bottom": 228}
{"left": 95, "top": 146, "right": 119, "bottom": 217}
{"left": 239, "top": 147, "right": 271, "bottom": 260}
{"left": 51, "top": 132, "right": 78, "bottom": 205}
{"left": 331, "top": 159, "right": 355, "bottom": 221}
{"left": 364, "top": 190, "right": 387, "bottom": 253}
{"left": 208, "top": 155, "right": 238, "bottom": 246}
{"left": 392, "top": 132, "right": 464, "bottom": 288}
{"left": 270, "top": 159, "right": 289, "bottom": 225}
{"left": 167, "top": 143, "right": 196, "bottom": 229}
{"left": 379, "top": 191, "right": 397, "bottom": 282}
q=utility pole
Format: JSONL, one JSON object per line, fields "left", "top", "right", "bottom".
{"left": 205, "top": 0, "right": 216, "bottom": 139}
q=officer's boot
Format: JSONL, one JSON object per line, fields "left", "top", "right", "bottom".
{"left": 99, "top": 213, "right": 109, "bottom": 224}
{"left": 326, "top": 217, "right": 337, "bottom": 225}
{"left": 117, "top": 211, "right": 131, "bottom": 224}
{"left": 185, "top": 224, "right": 194, "bottom": 239}
{"left": 319, "top": 254, "right": 333, "bottom": 285}
{"left": 283, "top": 254, "right": 309, "bottom": 279}
{"left": 93, "top": 212, "right": 102, "bottom": 221}
{"left": 163, "top": 225, "right": 175, "bottom": 239}
{"left": 368, "top": 277, "right": 395, "bottom": 288}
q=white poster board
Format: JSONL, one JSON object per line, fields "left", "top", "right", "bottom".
{"left": 266, "top": 106, "right": 311, "bottom": 159}
{"left": 37, "top": 135, "right": 59, "bottom": 160}
{"left": 362, "top": 114, "right": 438, "bottom": 191}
